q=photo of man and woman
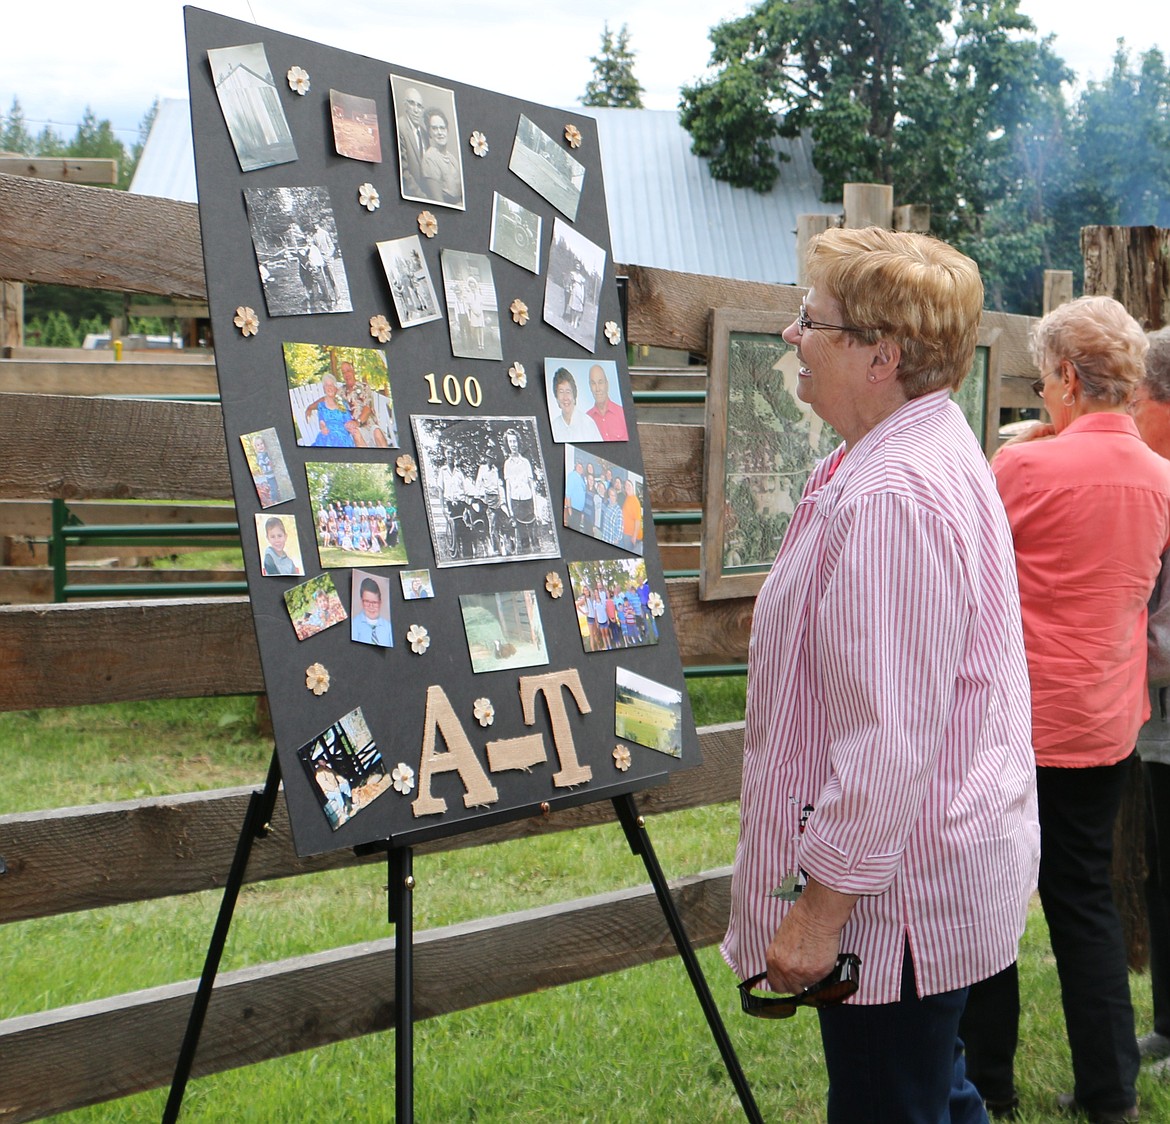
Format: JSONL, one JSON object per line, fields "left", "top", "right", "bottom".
{"left": 304, "top": 462, "right": 409, "bottom": 568}
{"left": 567, "top": 559, "right": 659, "bottom": 654}
{"left": 241, "top": 427, "right": 295, "bottom": 508}
{"left": 296, "top": 706, "right": 392, "bottom": 831}
{"left": 544, "top": 360, "right": 628, "bottom": 444}
{"left": 284, "top": 573, "right": 348, "bottom": 642}
{"left": 255, "top": 513, "right": 304, "bottom": 577}
{"left": 283, "top": 342, "right": 399, "bottom": 449}
{"left": 390, "top": 74, "right": 465, "bottom": 210}
{"left": 562, "top": 446, "right": 645, "bottom": 555}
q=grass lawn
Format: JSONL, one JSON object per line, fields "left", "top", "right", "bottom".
{"left": 3, "top": 679, "right": 1169, "bottom": 1120}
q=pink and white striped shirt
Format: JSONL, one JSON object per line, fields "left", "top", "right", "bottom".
{"left": 722, "top": 391, "right": 1039, "bottom": 1004}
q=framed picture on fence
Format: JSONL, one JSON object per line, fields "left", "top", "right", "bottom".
{"left": 954, "top": 325, "right": 1002, "bottom": 458}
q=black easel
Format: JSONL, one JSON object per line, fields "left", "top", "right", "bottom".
{"left": 164, "top": 778, "right": 761, "bottom": 1124}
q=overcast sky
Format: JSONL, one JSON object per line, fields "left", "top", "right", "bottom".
{"left": 1, "top": 0, "right": 1164, "bottom": 147}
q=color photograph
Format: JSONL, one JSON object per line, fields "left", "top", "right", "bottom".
{"left": 459, "top": 589, "right": 549, "bottom": 674}
{"left": 544, "top": 359, "right": 628, "bottom": 444}
{"left": 329, "top": 88, "right": 381, "bottom": 162}
{"left": 399, "top": 569, "right": 435, "bottom": 600}
{"left": 282, "top": 341, "right": 398, "bottom": 449}
{"left": 296, "top": 706, "right": 392, "bottom": 831}
{"left": 284, "top": 573, "right": 348, "bottom": 642}
{"left": 254, "top": 512, "right": 304, "bottom": 577}
{"left": 390, "top": 74, "right": 465, "bottom": 210}
{"left": 304, "top": 462, "right": 408, "bottom": 568}
{"left": 567, "top": 559, "right": 659, "bottom": 653}
{"left": 615, "top": 668, "right": 683, "bottom": 758}
{"left": 350, "top": 570, "right": 393, "bottom": 647}
{"left": 563, "top": 446, "right": 645, "bottom": 555}
{"left": 241, "top": 426, "right": 295, "bottom": 508}
{"left": 207, "top": 42, "right": 297, "bottom": 172}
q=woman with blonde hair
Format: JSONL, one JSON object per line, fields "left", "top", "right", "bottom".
{"left": 963, "top": 296, "right": 1170, "bottom": 1123}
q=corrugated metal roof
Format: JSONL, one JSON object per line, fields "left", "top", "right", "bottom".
{"left": 131, "top": 100, "right": 836, "bottom": 284}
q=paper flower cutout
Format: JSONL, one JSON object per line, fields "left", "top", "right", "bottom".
{"left": 396, "top": 453, "right": 418, "bottom": 483}
{"left": 545, "top": 572, "right": 564, "bottom": 598}
{"left": 305, "top": 663, "right": 330, "bottom": 695}
{"left": 369, "top": 314, "right": 392, "bottom": 343}
{"left": 287, "top": 66, "right": 310, "bottom": 95}
{"left": 510, "top": 298, "right": 529, "bottom": 326}
{"left": 648, "top": 592, "right": 665, "bottom": 617}
{"left": 473, "top": 697, "right": 495, "bottom": 727}
{"left": 418, "top": 210, "right": 438, "bottom": 238}
{"left": 564, "top": 123, "right": 582, "bottom": 149}
{"left": 358, "top": 182, "right": 381, "bottom": 211}
{"left": 407, "top": 623, "right": 430, "bottom": 654}
{"left": 392, "top": 762, "right": 416, "bottom": 794}
{"left": 508, "top": 362, "right": 527, "bottom": 388}
{"left": 605, "top": 320, "right": 622, "bottom": 346}
{"left": 233, "top": 306, "right": 259, "bottom": 337}
{"left": 613, "top": 745, "right": 632, "bottom": 772}
{"left": 470, "top": 130, "right": 489, "bottom": 157}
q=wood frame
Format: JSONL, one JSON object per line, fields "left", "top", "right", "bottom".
{"left": 956, "top": 325, "right": 1003, "bottom": 457}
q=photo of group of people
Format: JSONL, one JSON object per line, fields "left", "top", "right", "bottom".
{"left": 568, "top": 559, "right": 659, "bottom": 654}
{"left": 562, "top": 446, "right": 645, "bottom": 555}
{"left": 543, "top": 218, "right": 606, "bottom": 351}
{"left": 376, "top": 235, "right": 442, "bottom": 328}
{"left": 296, "top": 706, "right": 392, "bottom": 830}
{"left": 305, "top": 462, "right": 408, "bottom": 568}
{"left": 509, "top": 113, "right": 585, "bottom": 222}
{"left": 284, "top": 573, "right": 347, "bottom": 641}
{"left": 255, "top": 513, "right": 304, "bottom": 576}
{"left": 244, "top": 185, "right": 352, "bottom": 317}
{"left": 329, "top": 89, "right": 381, "bottom": 162}
{"left": 390, "top": 74, "right": 465, "bottom": 210}
{"left": 459, "top": 589, "right": 549, "bottom": 674}
{"left": 282, "top": 342, "right": 399, "bottom": 450}
{"left": 440, "top": 249, "right": 503, "bottom": 361}
{"left": 207, "top": 41, "right": 297, "bottom": 172}
{"left": 350, "top": 570, "right": 393, "bottom": 648}
{"left": 545, "top": 360, "right": 628, "bottom": 444}
{"left": 412, "top": 415, "right": 559, "bottom": 567}
{"left": 615, "top": 668, "right": 684, "bottom": 758}
{"left": 241, "top": 427, "right": 295, "bottom": 508}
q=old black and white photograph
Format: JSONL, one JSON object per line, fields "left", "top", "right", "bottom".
{"left": 440, "top": 249, "right": 503, "bottom": 361}
{"left": 543, "top": 217, "right": 606, "bottom": 351}
{"left": 376, "top": 235, "right": 442, "bottom": 328}
{"left": 390, "top": 74, "right": 465, "bottom": 210}
{"left": 244, "top": 186, "right": 353, "bottom": 316}
{"left": 508, "top": 113, "right": 585, "bottom": 222}
{"left": 207, "top": 42, "right": 297, "bottom": 172}
{"left": 489, "top": 192, "right": 542, "bottom": 274}
{"left": 411, "top": 415, "right": 559, "bottom": 568}
{"left": 330, "top": 88, "right": 382, "bottom": 162}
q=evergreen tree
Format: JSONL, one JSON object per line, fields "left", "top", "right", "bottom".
{"left": 583, "top": 23, "right": 645, "bottom": 108}
{"left": 0, "top": 98, "right": 34, "bottom": 153}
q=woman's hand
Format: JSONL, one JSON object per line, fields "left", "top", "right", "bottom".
{"left": 765, "top": 877, "right": 858, "bottom": 994}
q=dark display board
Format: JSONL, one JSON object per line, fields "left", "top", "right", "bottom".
{"left": 184, "top": 6, "right": 699, "bottom": 856}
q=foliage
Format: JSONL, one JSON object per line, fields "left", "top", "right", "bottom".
{"left": 583, "top": 22, "right": 645, "bottom": 108}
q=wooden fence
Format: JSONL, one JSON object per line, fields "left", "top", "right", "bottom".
{"left": 0, "top": 172, "right": 1040, "bottom": 1120}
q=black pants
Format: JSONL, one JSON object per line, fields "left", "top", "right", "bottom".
{"left": 1145, "top": 760, "right": 1170, "bottom": 1038}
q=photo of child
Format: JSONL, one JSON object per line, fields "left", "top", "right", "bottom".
{"left": 254, "top": 513, "right": 303, "bottom": 577}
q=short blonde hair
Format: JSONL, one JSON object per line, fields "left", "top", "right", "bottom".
{"left": 804, "top": 226, "right": 984, "bottom": 397}
{"left": 1030, "top": 296, "right": 1148, "bottom": 406}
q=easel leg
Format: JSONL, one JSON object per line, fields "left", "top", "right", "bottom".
{"left": 612, "top": 792, "right": 764, "bottom": 1124}
{"left": 388, "top": 845, "right": 414, "bottom": 1124}
{"left": 163, "top": 749, "right": 283, "bottom": 1124}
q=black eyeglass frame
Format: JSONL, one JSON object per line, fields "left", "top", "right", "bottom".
{"left": 737, "top": 952, "right": 861, "bottom": 1019}
{"left": 796, "top": 302, "right": 873, "bottom": 337}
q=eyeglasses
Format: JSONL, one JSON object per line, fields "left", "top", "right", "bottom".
{"left": 1030, "top": 378, "right": 1046, "bottom": 398}
{"left": 795, "top": 302, "right": 871, "bottom": 338}
{"left": 737, "top": 952, "right": 861, "bottom": 1019}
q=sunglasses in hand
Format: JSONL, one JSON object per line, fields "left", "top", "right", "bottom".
{"left": 738, "top": 953, "right": 861, "bottom": 1019}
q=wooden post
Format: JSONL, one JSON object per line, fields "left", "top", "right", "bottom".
{"left": 1081, "top": 224, "right": 1170, "bottom": 969}
{"left": 893, "top": 204, "right": 931, "bottom": 233}
{"left": 1042, "top": 270, "right": 1074, "bottom": 315}
{"left": 795, "top": 214, "right": 838, "bottom": 287}
{"left": 0, "top": 280, "right": 22, "bottom": 349}
{"left": 842, "top": 183, "right": 893, "bottom": 231}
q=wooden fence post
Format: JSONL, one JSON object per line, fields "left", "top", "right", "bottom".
{"left": 1042, "top": 270, "right": 1074, "bottom": 315}
{"left": 795, "top": 214, "right": 838, "bottom": 287}
{"left": 842, "top": 183, "right": 893, "bottom": 231}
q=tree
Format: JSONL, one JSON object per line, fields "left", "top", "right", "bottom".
{"left": 583, "top": 23, "right": 644, "bottom": 108}
{"left": 0, "top": 98, "right": 34, "bottom": 153}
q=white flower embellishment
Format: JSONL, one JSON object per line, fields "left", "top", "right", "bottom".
{"left": 396, "top": 454, "right": 418, "bottom": 483}
{"left": 545, "top": 572, "right": 564, "bottom": 598}
{"left": 473, "top": 697, "right": 495, "bottom": 727}
{"left": 233, "top": 306, "right": 259, "bottom": 337}
{"left": 418, "top": 210, "right": 438, "bottom": 238}
{"left": 510, "top": 299, "right": 529, "bottom": 326}
{"left": 470, "top": 130, "right": 489, "bottom": 157}
{"left": 648, "top": 592, "right": 665, "bottom": 617}
{"left": 613, "top": 745, "right": 632, "bottom": 772}
{"left": 407, "top": 623, "right": 430, "bottom": 654}
{"left": 369, "top": 314, "right": 392, "bottom": 343}
{"left": 305, "top": 663, "right": 330, "bottom": 696}
{"left": 564, "top": 123, "right": 582, "bottom": 149}
{"left": 358, "top": 182, "right": 381, "bottom": 211}
{"left": 604, "top": 320, "right": 622, "bottom": 346}
{"left": 392, "top": 763, "right": 416, "bottom": 794}
{"left": 287, "top": 66, "right": 310, "bottom": 95}
{"left": 509, "top": 362, "right": 527, "bottom": 388}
